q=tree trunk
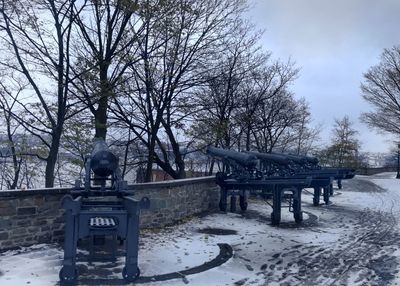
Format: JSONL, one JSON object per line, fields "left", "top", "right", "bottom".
{"left": 6, "top": 117, "right": 20, "bottom": 189}
{"left": 45, "top": 126, "right": 62, "bottom": 188}
{"left": 95, "top": 66, "right": 110, "bottom": 140}
{"left": 245, "top": 125, "right": 251, "bottom": 151}
{"left": 144, "top": 150, "right": 154, "bottom": 182}
{"left": 161, "top": 118, "right": 186, "bottom": 179}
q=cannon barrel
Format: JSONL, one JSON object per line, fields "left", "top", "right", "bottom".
{"left": 270, "top": 152, "right": 306, "bottom": 164}
{"left": 206, "top": 146, "right": 258, "bottom": 168}
{"left": 300, "top": 155, "right": 319, "bottom": 165}
{"left": 90, "top": 139, "right": 119, "bottom": 177}
{"left": 245, "top": 151, "right": 290, "bottom": 165}
{"left": 271, "top": 152, "right": 318, "bottom": 165}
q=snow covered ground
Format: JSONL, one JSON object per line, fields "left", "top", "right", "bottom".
{"left": 1, "top": 173, "right": 400, "bottom": 286}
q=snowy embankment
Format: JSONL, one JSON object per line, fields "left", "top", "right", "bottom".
{"left": 1, "top": 173, "right": 400, "bottom": 286}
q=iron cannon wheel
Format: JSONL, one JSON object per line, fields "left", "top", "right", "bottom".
{"left": 59, "top": 266, "right": 78, "bottom": 284}
{"left": 122, "top": 266, "right": 140, "bottom": 282}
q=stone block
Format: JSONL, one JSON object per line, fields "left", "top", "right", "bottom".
{"left": 37, "top": 234, "right": 51, "bottom": 243}
{"left": 44, "top": 195, "right": 63, "bottom": 202}
{"left": 27, "top": 227, "right": 40, "bottom": 233}
{"left": 0, "top": 207, "right": 16, "bottom": 216}
{"left": 53, "top": 230, "right": 64, "bottom": 237}
{"left": 18, "top": 197, "right": 38, "bottom": 207}
{"left": 0, "top": 199, "right": 17, "bottom": 208}
{"left": 37, "top": 205, "right": 58, "bottom": 215}
{"left": 33, "top": 219, "right": 48, "bottom": 226}
{"left": 1, "top": 240, "right": 13, "bottom": 247}
{"left": 12, "top": 238, "right": 25, "bottom": 245}
{"left": 25, "top": 237, "right": 34, "bottom": 242}
{"left": 0, "top": 218, "right": 13, "bottom": 230}
{"left": 12, "top": 228, "right": 27, "bottom": 236}
{"left": 17, "top": 207, "right": 37, "bottom": 215}
{"left": 41, "top": 226, "right": 51, "bottom": 232}
{"left": 149, "top": 199, "right": 167, "bottom": 210}
{"left": 54, "top": 216, "right": 65, "bottom": 224}
{"left": 16, "top": 219, "right": 32, "bottom": 227}
{"left": 0, "top": 232, "right": 9, "bottom": 240}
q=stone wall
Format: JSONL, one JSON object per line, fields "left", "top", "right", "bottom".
{"left": 356, "top": 167, "right": 396, "bottom": 176}
{"left": 0, "top": 176, "right": 219, "bottom": 251}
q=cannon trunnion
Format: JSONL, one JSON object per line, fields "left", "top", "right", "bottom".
{"left": 59, "top": 139, "right": 149, "bottom": 284}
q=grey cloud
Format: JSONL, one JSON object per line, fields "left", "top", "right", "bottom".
{"left": 249, "top": 0, "right": 400, "bottom": 152}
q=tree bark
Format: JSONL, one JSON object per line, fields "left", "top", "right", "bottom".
{"left": 45, "top": 127, "right": 62, "bottom": 188}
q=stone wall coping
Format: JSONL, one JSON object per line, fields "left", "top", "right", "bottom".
{"left": 0, "top": 176, "right": 217, "bottom": 197}
{"left": 0, "top": 187, "right": 70, "bottom": 198}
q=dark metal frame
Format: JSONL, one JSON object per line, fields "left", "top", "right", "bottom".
{"left": 59, "top": 140, "right": 149, "bottom": 284}
{"left": 207, "top": 147, "right": 356, "bottom": 225}
{"left": 216, "top": 176, "right": 311, "bottom": 225}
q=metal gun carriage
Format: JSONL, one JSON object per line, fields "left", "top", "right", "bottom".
{"left": 207, "top": 147, "right": 355, "bottom": 225}
{"left": 59, "top": 139, "right": 149, "bottom": 284}
{"left": 256, "top": 151, "right": 355, "bottom": 204}
{"left": 207, "top": 147, "right": 313, "bottom": 225}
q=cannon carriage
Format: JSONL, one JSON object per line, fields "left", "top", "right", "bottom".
{"left": 253, "top": 151, "right": 355, "bottom": 205}
{"left": 59, "top": 139, "right": 149, "bottom": 284}
{"left": 207, "top": 147, "right": 355, "bottom": 225}
{"left": 207, "top": 147, "right": 313, "bottom": 225}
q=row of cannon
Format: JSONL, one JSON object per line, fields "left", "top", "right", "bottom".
{"left": 58, "top": 141, "right": 354, "bottom": 283}
{"left": 206, "top": 146, "right": 355, "bottom": 225}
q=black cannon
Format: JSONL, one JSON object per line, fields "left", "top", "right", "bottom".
{"left": 207, "top": 147, "right": 312, "bottom": 225}
{"left": 59, "top": 139, "right": 150, "bottom": 284}
{"left": 246, "top": 151, "right": 333, "bottom": 206}
{"left": 274, "top": 153, "right": 354, "bottom": 197}
{"left": 255, "top": 151, "right": 355, "bottom": 205}
{"left": 207, "top": 146, "right": 260, "bottom": 181}
{"left": 244, "top": 151, "right": 293, "bottom": 177}
{"left": 207, "top": 147, "right": 356, "bottom": 224}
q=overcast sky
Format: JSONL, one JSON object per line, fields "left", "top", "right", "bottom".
{"left": 249, "top": 0, "right": 400, "bottom": 153}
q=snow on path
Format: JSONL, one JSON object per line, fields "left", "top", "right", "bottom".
{"left": 1, "top": 174, "right": 400, "bottom": 285}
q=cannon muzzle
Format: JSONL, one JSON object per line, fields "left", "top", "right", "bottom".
{"left": 90, "top": 139, "right": 119, "bottom": 177}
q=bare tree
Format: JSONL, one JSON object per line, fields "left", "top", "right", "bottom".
{"left": 0, "top": 81, "right": 42, "bottom": 189}
{"left": 111, "top": 0, "right": 247, "bottom": 181}
{"left": 0, "top": 0, "right": 78, "bottom": 187}
{"left": 190, "top": 18, "right": 267, "bottom": 151}
{"left": 69, "top": 0, "right": 144, "bottom": 140}
{"left": 282, "top": 98, "right": 321, "bottom": 155}
{"left": 250, "top": 89, "right": 302, "bottom": 153}
{"left": 0, "top": 78, "right": 24, "bottom": 189}
{"left": 237, "top": 60, "right": 299, "bottom": 151}
{"left": 361, "top": 46, "right": 400, "bottom": 135}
